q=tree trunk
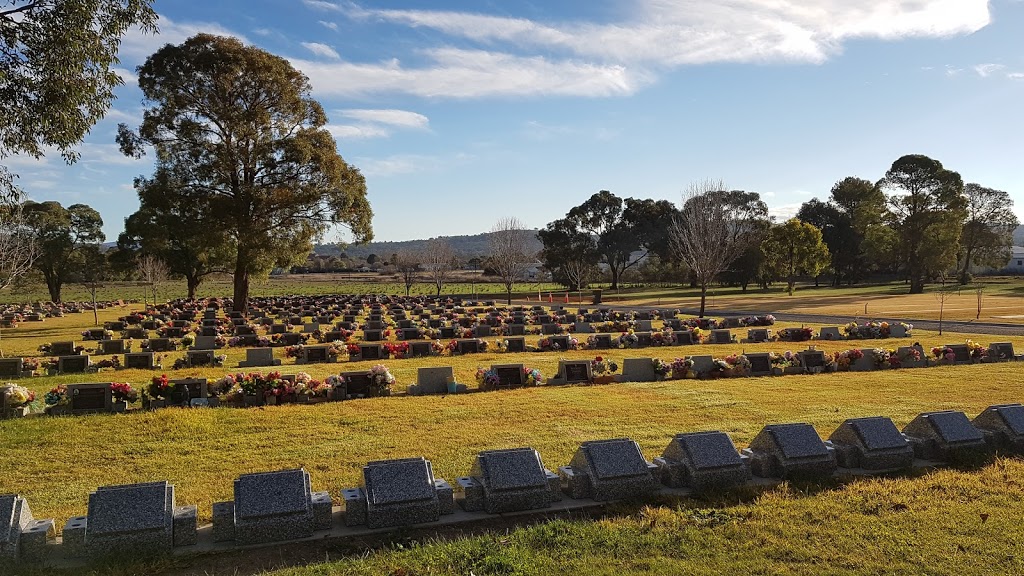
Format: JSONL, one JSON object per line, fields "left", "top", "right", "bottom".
{"left": 699, "top": 284, "right": 707, "bottom": 318}
{"left": 506, "top": 288, "right": 512, "bottom": 305}
{"left": 187, "top": 276, "right": 200, "bottom": 300}
{"left": 232, "top": 259, "right": 250, "bottom": 314}
{"left": 91, "top": 287, "right": 98, "bottom": 326}
{"left": 46, "top": 277, "right": 61, "bottom": 303}
{"left": 609, "top": 265, "right": 619, "bottom": 290}
{"left": 909, "top": 276, "right": 924, "bottom": 294}
{"left": 959, "top": 247, "right": 973, "bottom": 285}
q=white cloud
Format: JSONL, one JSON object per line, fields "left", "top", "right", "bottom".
{"left": 346, "top": 0, "right": 990, "bottom": 66}
{"left": 303, "top": 0, "right": 342, "bottom": 12}
{"left": 1009, "top": 72, "right": 1024, "bottom": 80}
{"left": 325, "top": 124, "right": 391, "bottom": 139}
{"left": 337, "top": 109, "right": 429, "bottom": 129}
{"left": 521, "top": 120, "right": 574, "bottom": 141}
{"left": 354, "top": 154, "right": 436, "bottom": 177}
{"left": 112, "top": 67, "right": 138, "bottom": 85}
{"left": 291, "top": 49, "right": 645, "bottom": 99}
{"left": 974, "top": 63, "right": 1005, "bottom": 77}
{"left": 319, "top": 20, "right": 338, "bottom": 31}
{"left": 302, "top": 42, "right": 341, "bottom": 60}
{"left": 119, "top": 15, "right": 249, "bottom": 63}
{"left": 767, "top": 203, "right": 803, "bottom": 221}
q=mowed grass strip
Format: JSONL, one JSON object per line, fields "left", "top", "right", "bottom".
{"left": 2, "top": 361, "right": 1023, "bottom": 529}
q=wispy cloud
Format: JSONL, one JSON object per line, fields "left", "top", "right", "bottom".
{"left": 301, "top": 42, "right": 341, "bottom": 60}
{"left": 1009, "top": 72, "right": 1024, "bottom": 80}
{"left": 120, "top": 15, "right": 249, "bottom": 62}
{"left": 325, "top": 124, "right": 391, "bottom": 139}
{"left": 337, "top": 109, "right": 429, "bottom": 129}
{"left": 318, "top": 20, "right": 338, "bottom": 31}
{"left": 974, "top": 63, "right": 1005, "bottom": 77}
{"left": 302, "top": 0, "right": 342, "bottom": 12}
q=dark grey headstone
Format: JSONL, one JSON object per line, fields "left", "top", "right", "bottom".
{"left": 766, "top": 424, "right": 828, "bottom": 459}
{"left": 364, "top": 458, "right": 436, "bottom": 505}
{"left": 474, "top": 448, "right": 547, "bottom": 491}
{"left": 88, "top": 482, "right": 169, "bottom": 536}
{"left": 666, "top": 432, "right": 742, "bottom": 470}
{"left": 927, "top": 411, "right": 984, "bottom": 443}
{"left": 583, "top": 439, "right": 650, "bottom": 480}
{"left": 848, "top": 417, "right": 907, "bottom": 451}
{"left": 234, "top": 469, "right": 309, "bottom": 520}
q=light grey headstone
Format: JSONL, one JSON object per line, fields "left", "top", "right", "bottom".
{"left": 415, "top": 367, "right": 455, "bottom": 395}
{"left": 88, "top": 482, "right": 170, "bottom": 537}
{"left": 618, "top": 358, "right": 657, "bottom": 383}
{"left": 192, "top": 336, "right": 217, "bottom": 350}
{"left": 818, "top": 327, "right": 842, "bottom": 340}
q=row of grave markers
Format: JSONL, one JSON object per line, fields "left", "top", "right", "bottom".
{"left": 4, "top": 404, "right": 1022, "bottom": 564}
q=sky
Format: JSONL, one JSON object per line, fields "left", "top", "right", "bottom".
{"left": 7, "top": 0, "right": 1024, "bottom": 243}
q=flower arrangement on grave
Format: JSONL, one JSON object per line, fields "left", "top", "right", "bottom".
{"left": 596, "top": 320, "right": 632, "bottom": 333}
{"left": 966, "top": 340, "right": 987, "bottom": 360}
{"left": 871, "top": 348, "right": 890, "bottom": 369}
{"left": 591, "top": 356, "right": 619, "bottom": 375}
{"left": 147, "top": 374, "right": 175, "bottom": 400}
{"left": 431, "top": 340, "right": 446, "bottom": 356}
{"left": 670, "top": 357, "right": 693, "bottom": 378}
{"left": 44, "top": 384, "right": 68, "bottom": 406}
{"left": 681, "top": 317, "right": 718, "bottom": 330}
{"left": 3, "top": 384, "right": 35, "bottom": 408}
{"left": 739, "top": 315, "right": 776, "bottom": 327}
{"left": 368, "top": 364, "right": 395, "bottom": 395}
{"left": 887, "top": 350, "right": 903, "bottom": 368}
{"left": 724, "top": 354, "right": 752, "bottom": 374}
{"left": 523, "top": 367, "right": 544, "bottom": 386}
{"left": 931, "top": 346, "right": 955, "bottom": 362}
{"left": 179, "top": 334, "right": 195, "bottom": 348}
{"left": 495, "top": 339, "right": 508, "bottom": 352}
{"left": 475, "top": 367, "right": 501, "bottom": 390}
{"left": 93, "top": 356, "right": 120, "bottom": 369}
{"left": 37, "top": 343, "right": 52, "bottom": 354}
{"left": 650, "top": 331, "right": 676, "bottom": 346}
{"left": 777, "top": 327, "right": 814, "bottom": 342}
{"left": 652, "top": 359, "right": 671, "bottom": 378}
{"left": 284, "top": 344, "right": 305, "bottom": 359}
{"left": 898, "top": 347, "right": 922, "bottom": 365}
{"left": 446, "top": 339, "right": 459, "bottom": 354}
{"left": 20, "top": 357, "right": 39, "bottom": 373}
{"left": 110, "top": 382, "right": 139, "bottom": 404}
{"left": 618, "top": 331, "right": 639, "bottom": 349}
{"left": 833, "top": 349, "right": 863, "bottom": 370}
{"left": 537, "top": 337, "right": 555, "bottom": 352}
{"left": 384, "top": 342, "right": 409, "bottom": 359}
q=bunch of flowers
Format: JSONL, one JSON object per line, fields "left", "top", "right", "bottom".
{"left": 739, "top": 315, "right": 776, "bottom": 327}
{"left": 680, "top": 318, "right": 718, "bottom": 330}
{"left": 384, "top": 342, "right": 410, "bottom": 359}
{"left": 148, "top": 374, "right": 175, "bottom": 400}
{"left": 110, "top": 382, "right": 139, "bottom": 403}
{"left": 652, "top": 359, "right": 671, "bottom": 378}
{"left": 590, "top": 356, "right": 619, "bottom": 375}
{"left": 180, "top": 334, "right": 195, "bottom": 348}
{"left": 871, "top": 348, "right": 891, "bottom": 368}
{"left": 523, "top": 367, "right": 544, "bottom": 386}
{"left": 711, "top": 359, "right": 732, "bottom": 374}
{"left": 777, "top": 327, "right": 814, "bottom": 342}
{"left": 595, "top": 320, "right": 632, "bottom": 333}
{"left": 618, "top": 332, "right": 639, "bottom": 349}
{"left": 650, "top": 331, "right": 677, "bottom": 346}
{"left": 447, "top": 340, "right": 460, "bottom": 354}
{"left": 475, "top": 367, "right": 501, "bottom": 390}
{"left": 368, "top": 364, "right": 395, "bottom": 395}
{"left": 93, "top": 356, "right": 120, "bottom": 369}
{"left": 768, "top": 352, "right": 793, "bottom": 367}
{"left": 833, "top": 349, "right": 864, "bottom": 369}
{"left": 966, "top": 340, "right": 987, "bottom": 360}
{"left": 670, "top": 357, "right": 693, "bottom": 377}
{"left": 45, "top": 385, "right": 68, "bottom": 406}
{"left": 21, "top": 357, "right": 40, "bottom": 372}
{"left": 431, "top": 340, "right": 446, "bottom": 355}
{"left": 37, "top": 343, "right": 52, "bottom": 354}
{"left": 536, "top": 338, "right": 558, "bottom": 352}
{"left": 724, "top": 354, "right": 752, "bottom": 372}
{"left": 931, "top": 346, "right": 955, "bottom": 362}
{"left": 888, "top": 350, "right": 903, "bottom": 368}
{"left": 3, "top": 384, "right": 35, "bottom": 408}
{"left": 899, "top": 347, "right": 922, "bottom": 364}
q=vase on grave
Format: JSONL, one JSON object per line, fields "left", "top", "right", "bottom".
{"left": 447, "top": 381, "right": 458, "bottom": 394}
{"left": 112, "top": 400, "right": 128, "bottom": 413}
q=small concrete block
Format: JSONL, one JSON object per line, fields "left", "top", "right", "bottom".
{"left": 456, "top": 477, "right": 485, "bottom": 512}
{"left": 558, "top": 466, "right": 591, "bottom": 500}
{"left": 62, "top": 516, "right": 87, "bottom": 556}
{"left": 545, "top": 470, "right": 562, "bottom": 502}
{"left": 342, "top": 488, "right": 366, "bottom": 527}
{"left": 434, "top": 480, "right": 455, "bottom": 515}
{"left": 19, "top": 519, "right": 54, "bottom": 562}
{"left": 311, "top": 491, "right": 333, "bottom": 531}
{"left": 172, "top": 506, "right": 198, "bottom": 547}
{"left": 211, "top": 501, "right": 235, "bottom": 542}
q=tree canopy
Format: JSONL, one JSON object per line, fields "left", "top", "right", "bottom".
{"left": 0, "top": 0, "right": 157, "bottom": 200}
{"left": 761, "top": 218, "right": 831, "bottom": 295}
{"left": 958, "top": 183, "right": 1019, "bottom": 284}
{"left": 22, "top": 200, "right": 104, "bottom": 302}
{"left": 118, "top": 34, "right": 373, "bottom": 312}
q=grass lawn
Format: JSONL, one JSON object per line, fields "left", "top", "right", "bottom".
{"left": 3, "top": 301, "right": 1024, "bottom": 575}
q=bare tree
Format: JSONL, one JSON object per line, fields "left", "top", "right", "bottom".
{"left": 0, "top": 202, "right": 38, "bottom": 291}
{"left": 669, "top": 179, "right": 758, "bottom": 317}
{"left": 392, "top": 250, "right": 420, "bottom": 296}
{"left": 136, "top": 254, "right": 170, "bottom": 305}
{"left": 489, "top": 217, "right": 530, "bottom": 304}
{"left": 422, "top": 239, "right": 458, "bottom": 296}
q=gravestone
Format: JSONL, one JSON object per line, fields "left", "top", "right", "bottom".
{"left": 214, "top": 469, "right": 331, "bottom": 544}
{"left": 427, "top": 318, "right": 442, "bottom": 329}
{"left": 192, "top": 336, "right": 217, "bottom": 350}
{"left": 817, "top": 327, "right": 842, "bottom": 341}
{"left": 456, "top": 339, "right": 480, "bottom": 354}
{"left": 170, "top": 379, "right": 208, "bottom": 403}
{"left": 341, "top": 371, "right": 372, "bottom": 397}
{"left": 654, "top": 431, "right": 751, "bottom": 492}
{"left": 234, "top": 325, "right": 256, "bottom": 336}
{"left": 674, "top": 331, "right": 695, "bottom": 345}
{"left": 125, "top": 328, "right": 147, "bottom": 340}
{"left": 0, "top": 358, "right": 23, "bottom": 378}
{"left": 635, "top": 320, "right": 653, "bottom": 332}
{"left": 574, "top": 322, "right": 593, "bottom": 334}
{"left": 199, "top": 327, "right": 217, "bottom": 337}
{"left": 689, "top": 355, "right": 715, "bottom": 376}
{"left": 299, "top": 345, "right": 332, "bottom": 364}
{"left": 903, "top": 411, "right": 989, "bottom": 463}
{"left": 554, "top": 360, "right": 592, "bottom": 385}
{"left": 550, "top": 335, "right": 571, "bottom": 350}
{"left": 491, "top": 364, "right": 525, "bottom": 388}
{"left": 365, "top": 321, "right": 384, "bottom": 330}
{"left": 81, "top": 481, "right": 197, "bottom": 556}
{"left": 363, "top": 329, "right": 382, "bottom": 342}
{"left": 710, "top": 330, "right": 733, "bottom": 344}
{"left": 0, "top": 494, "right": 53, "bottom": 563}
{"left": 344, "top": 458, "right": 454, "bottom": 529}
{"left": 541, "top": 323, "right": 561, "bottom": 335}
{"left": 474, "top": 324, "right": 492, "bottom": 337}
{"left": 617, "top": 358, "right": 657, "bottom": 383}
{"left": 163, "top": 327, "right": 184, "bottom": 338}
{"left": 851, "top": 348, "right": 876, "bottom": 372}
{"left": 439, "top": 327, "right": 456, "bottom": 339}
{"left": 828, "top": 417, "right": 914, "bottom": 470}
{"left": 124, "top": 353, "right": 156, "bottom": 370}
{"left": 634, "top": 332, "right": 652, "bottom": 347}
{"left": 504, "top": 337, "right": 526, "bottom": 353}
{"left": 889, "top": 324, "right": 909, "bottom": 338}
{"left": 409, "top": 366, "right": 465, "bottom": 396}
{"left": 68, "top": 383, "right": 112, "bottom": 414}
{"left": 409, "top": 342, "right": 433, "bottom": 358}
{"left": 746, "top": 328, "right": 771, "bottom": 343}
{"left": 458, "top": 448, "right": 560, "bottom": 513}
{"left": 973, "top": 404, "right": 1024, "bottom": 454}
{"left": 743, "top": 423, "right": 837, "bottom": 479}
{"left": 798, "top": 349, "right": 827, "bottom": 372}
{"left": 238, "top": 348, "right": 280, "bottom": 368}
{"left": 186, "top": 350, "right": 214, "bottom": 367}
{"left": 58, "top": 355, "right": 89, "bottom": 374}
{"left": 147, "top": 338, "right": 172, "bottom": 353}
{"left": 559, "top": 438, "right": 659, "bottom": 501}
{"left": 945, "top": 344, "right": 971, "bottom": 364}
{"left": 51, "top": 341, "right": 77, "bottom": 356}
{"left": 897, "top": 345, "right": 927, "bottom": 368}
{"left": 400, "top": 328, "right": 420, "bottom": 341}
{"left": 746, "top": 353, "right": 772, "bottom": 376}
{"left": 507, "top": 324, "right": 525, "bottom": 336}
{"left": 278, "top": 332, "right": 303, "bottom": 346}
{"left": 988, "top": 342, "right": 1016, "bottom": 362}
{"left": 359, "top": 344, "right": 382, "bottom": 361}
{"left": 269, "top": 324, "right": 287, "bottom": 335}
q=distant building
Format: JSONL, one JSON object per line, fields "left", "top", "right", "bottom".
{"left": 1004, "top": 247, "right": 1024, "bottom": 273}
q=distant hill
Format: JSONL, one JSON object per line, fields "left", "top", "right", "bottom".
{"left": 315, "top": 230, "right": 543, "bottom": 260}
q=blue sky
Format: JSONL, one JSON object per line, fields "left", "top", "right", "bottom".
{"left": 8, "top": 0, "right": 1024, "bottom": 243}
